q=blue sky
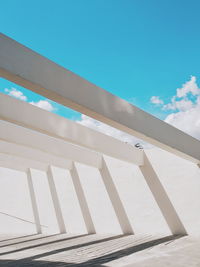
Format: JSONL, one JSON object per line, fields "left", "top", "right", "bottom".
{"left": 1, "top": 0, "right": 200, "bottom": 141}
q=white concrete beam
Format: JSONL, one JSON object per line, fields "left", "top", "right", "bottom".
{"left": 0, "top": 34, "right": 200, "bottom": 163}
{"left": 0, "top": 93, "right": 143, "bottom": 166}
{"left": 47, "top": 166, "right": 66, "bottom": 233}
{"left": 0, "top": 140, "right": 72, "bottom": 171}
{"left": 69, "top": 162, "right": 96, "bottom": 234}
{"left": 0, "top": 120, "right": 102, "bottom": 169}
{"left": 98, "top": 157, "right": 134, "bottom": 234}
{"left": 139, "top": 153, "right": 187, "bottom": 235}
{"left": 0, "top": 152, "right": 48, "bottom": 172}
{"left": 26, "top": 168, "right": 42, "bottom": 234}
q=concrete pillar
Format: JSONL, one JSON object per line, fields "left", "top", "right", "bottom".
{"left": 69, "top": 162, "right": 96, "bottom": 234}
{"left": 47, "top": 166, "right": 66, "bottom": 233}
{"left": 139, "top": 153, "right": 187, "bottom": 235}
{"left": 26, "top": 168, "right": 42, "bottom": 234}
{"left": 98, "top": 157, "right": 134, "bottom": 234}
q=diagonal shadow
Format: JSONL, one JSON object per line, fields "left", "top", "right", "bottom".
{"left": 0, "top": 235, "right": 184, "bottom": 267}
{"left": 0, "top": 259, "right": 75, "bottom": 266}
{"left": 0, "top": 234, "right": 37, "bottom": 243}
{"left": 5, "top": 235, "right": 125, "bottom": 262}
{"left": 0, "top": 233, "right": 92, "bottom": 256}
{"left": 73, "top": 234, "right": 184, "bottom": 266}
{"left": 0, "top": 233, "right": 62, "bottom": 248}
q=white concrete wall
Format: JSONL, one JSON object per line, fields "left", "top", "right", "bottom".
{"left": 0, "top": 168, "right": 36, "bottom": 234}
{"left": 0, "top": 148, "right": 199, "bottom": 236}
{"left": 144, "top": 148, "right": 200, "bottom": 236}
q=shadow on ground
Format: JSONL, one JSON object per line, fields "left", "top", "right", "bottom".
{"left": 0, "top": 234, "right": 184, "bottom": 267}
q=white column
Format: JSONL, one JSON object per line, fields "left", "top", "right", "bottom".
{"left": 26, "top": 168, "right": 42, "bottom": 234}
{"left": 98, "top": 157, "right": 134, "bottom": 234}
{"left": 47, "top": 166, "right": 66, "bottom": 233}
{"left": 69, "top": 162, "right": 96, "bottom": 234}
{"left": 139, "top": 153, "right": 187, "bottom": 235}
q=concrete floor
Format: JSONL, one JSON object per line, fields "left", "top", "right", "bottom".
{"left": 0, "top": 233, "right": 199, "bottom": 266}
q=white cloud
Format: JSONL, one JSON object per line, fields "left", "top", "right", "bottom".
{"left": 77, "top": 114, "right": 149, "bottom": 148}
{"left": 163, "top": 97, "right": 194, "bottom": 111}
{"left": 165, "top": 105, "right": 200, "bottom": 139}
{"left": 150, "top": 96, "right": 164, "bottom": 105}
{"left": 4, "top": 87, "right": 56, "bottom": 112}
{"left": 176, "top": 76, "right": 200, "bottom": 97}
{"left": 5, "top": 88, "right": 27, "bottom": 101}
{"left": 30, "top": 100, "right": 55, "bottom": 112}
{"left": 150, "top": 76, "right": 200, "bottom": 140}
{"left": 151, "top": 76, "right": 200, "bottom": 112}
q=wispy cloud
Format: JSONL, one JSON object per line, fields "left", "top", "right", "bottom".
{"left": 29, "top": 100, "right": 55, "bottom": 112}
{"left": 4, "top": 87, "right": 56, "bottom": 112}
{"left": 150, "top": 96, "right": 164, "bottom": 105}
{"left": 5, "top": 88, "right": 27, "bottom": 101}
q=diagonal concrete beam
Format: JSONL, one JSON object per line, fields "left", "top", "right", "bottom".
{"left": 69, "top": 162, "right": 96, "bottom": 234}
{"left": 0, "top": 120, "right": 102, "bottom": 169}
{"left": 0, "top": 140, "right": 72, "bottom": 171}
{"left": 0, "top": 152, "right": 49, "bottom": 172}
{"left": 26, "top": 168, "right": 42, "bottom": 234}
{"left": 139, "top": 153, "right": 187, "bottom": 235}
{"left": 47, "top": 166, "right": 66, "bottom": 233}
{"left": 0, "top": 93, "right": 143, "bottom": 166}
{"left": 0, "top": 34, "right": 200, "bottom": 163}
{"left": 98, "top": 157, "right": 134, "bottom": 234}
